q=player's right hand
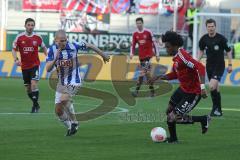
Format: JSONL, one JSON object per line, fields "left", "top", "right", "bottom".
{"left": 201, "top": 89, "right": 208, "bottom": 99}
{"left": 15, "top": 60, "right": 22, "bottom": 66}
{"left": 129, "top": 54, "right": 133, "bottom": 60}
{"left": 102, "top": 53, "right": 110, "bottom": 63}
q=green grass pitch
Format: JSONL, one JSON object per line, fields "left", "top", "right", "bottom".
{"left": 0, "top": 78, "right": 240, "bottom": 160}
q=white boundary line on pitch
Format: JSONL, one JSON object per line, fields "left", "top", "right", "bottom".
{"left": 0, "top": 106, "right": 129, "bottom": 115}
{"left": 197, "top": 107, "right": 240, "bottom": 112}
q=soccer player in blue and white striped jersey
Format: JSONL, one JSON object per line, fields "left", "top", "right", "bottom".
{"left": 46, "top": 30, "right": 109, "bottom": 136}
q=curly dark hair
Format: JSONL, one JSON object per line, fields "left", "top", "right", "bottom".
{"left": 161, "top": 31, "right": 183, "bottom": 47}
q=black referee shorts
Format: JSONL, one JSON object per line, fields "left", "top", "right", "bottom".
{"left": 22, "top": 66, "right": 40, "bottom": 86}
{"left": 206, "top": 64, "right": 225, "bottom": 81}
{"left": 169, "top": 87, "right": 201, "bottom": 115}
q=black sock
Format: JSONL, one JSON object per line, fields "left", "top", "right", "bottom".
{"left": 136, "top": 76, "right": 143, "bottom": 92}
{"left": 210, "top": 90, "right": 218, "bottom": 110}
{"left": 167, "top": 121, "right": 177, "bottom": 141}
{"left": 149, "top": 85, "right": 154, "bottom": 94}
{"left": 32, "top": 90, "right": 39, "bottom": 106}
{"left": 28, "top": 92, "right": 33, "bottom": 101}
{"left": 191, "top": 116, "right": 205, "bottom": 123}
{"left": 216, "top": 92, "right": 222, "bottom": 112}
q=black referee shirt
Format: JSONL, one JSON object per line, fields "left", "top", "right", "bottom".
{"left": 199, "top": 33, "right": 231, "bottom": 65}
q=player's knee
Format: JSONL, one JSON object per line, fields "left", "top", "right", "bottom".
{"left": 209, "top": 84, "right": 217, "bottom": 91}
{"left": 31, "top": 81, "right": 38, "bottom": 90}
{"left": 167, "top": 111, "right": 176, "bottom": 123}
{"left": 25, "top": 85, "right": 31, "bottom": 93}
{"left": 55, "top": 104, "right": 63, "bottom": 116}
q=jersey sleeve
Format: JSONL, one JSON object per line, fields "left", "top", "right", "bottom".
{"left": 222, "top": 36, "right": 231, "bottom": 52}
{"left": 149, "top": 30, "right": 160, "bottom": 57}
{"left": 12, "top": 35, "right": 19, "bottom": 51}
{"left": 73, "top": 41, "right": 87, "bottom": 51}
{"left": 130, "top": 32, "right": 137, "bottom": 56}
{"left": 198, "top": 36, "right": 206, "bottom": 51}
{"left": 39, "top": 35, "right": 46, "bottom": 48}
{"left": 178, "top": 50, "right": 205, "bottom": 84}
{"left": 165, "top": 69, "right": 178, "bottom": 80}
{"left": 46, "top": 47, "right": 54, "bottom": 62}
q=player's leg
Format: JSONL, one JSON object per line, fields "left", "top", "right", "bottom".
{"left": 132, "top": 64, "right": 144, "bottom": 97}
{"left": 55, "top": 92, "right": 74, "bottom": 136}
{"left": 22, "top": 68, "right": 35, "bottom": 112}
{"left": 30, "top": 66, "right": 40, "bottom": 112}
{"left": 165, "top": 87, "right": 184, "bottom": 143}
{"left": 146, "top": 71, "right": 155, "bottom": 97}
{"left": 174, "top": 93, "right": 211, "bottom": 134}
{"left": 208, "top": 66, "right": 224, "bottom": 116}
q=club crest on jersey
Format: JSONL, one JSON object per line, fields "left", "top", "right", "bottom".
{"left": 214, "top": 45, "right": 219, "bottom": 51}
{"left": 33, "top": 41, "right": 37, "bottom": 46}
{"left": 143, "top": 34, "right": 147, "bottom": 39}
{"left": 21, "top": 41, "right": 25, "bottom": 44}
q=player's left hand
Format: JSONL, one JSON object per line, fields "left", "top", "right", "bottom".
{"left": 102, "top": 53, "right": 110, "bottom": 63}
{"left": 201, "top": 89, "right": 208, "bottom": 99}
{"left": 227, "top": 66, "right": 233, "bottom": 73}
{"left": 156, "top": 56, "right": 160, "bottom": 62}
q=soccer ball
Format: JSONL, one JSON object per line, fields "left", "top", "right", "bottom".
{"left": 150, "top": 127, "right": 167, "bottom": 142}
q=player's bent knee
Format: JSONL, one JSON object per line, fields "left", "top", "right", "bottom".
{"left": 55, "top": 104, "right": 63, "bottom": 116}
{"left": 167, "top": 111, "right": 176, "bottom": 122}
{"left": 31, "top": 81, "right": 38, "bottom": 90}
{"left": 25, "top": 85, "right": 31, "bottom": 93}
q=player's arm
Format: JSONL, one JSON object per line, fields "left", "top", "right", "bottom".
{"left": 150, "top": 69, "right": 177, "bottom": 83}
{"left": 179, "top": 51, "right": 207, "bottom": 98}
{"left": 150, "top": 31, "right": 160, "bottom": 62}
{"left": 46, "top": 48, "right": 61, "bottom": 72}
{"left": 197, "top": 37, "right": 205, "bottom": 61}
{"left": 197, "top": 50, "right": 204, "bottom": 61}
{"left": 85, "top": 43, "right": 110, "bottom": 63}
{"left": 130, "top": 33, "right": 136, "bottom": 59}
{"left": 38, "top": 35, "right": 48, "bottom": 56}
{"left": 42, "top": 46, "right": 48, "bottom": 56}
{"left": 12, "top": 37, "right": 21, "bottom": 66}
{"left": 222, "top": 37, "right": 233, "bottom": 73}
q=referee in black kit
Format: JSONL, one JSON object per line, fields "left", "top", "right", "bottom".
{"left": 197, "top": 19, "right": 232, "bottom": 117}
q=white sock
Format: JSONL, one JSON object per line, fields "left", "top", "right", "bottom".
{"left": 62, "top": 120, "right": 71, "bottom": 129}
{"left": 69, "top": 103, "right": 78, "bottom": 124}
{"left": 59, "top": 111, "right": 71, "bottom": 129}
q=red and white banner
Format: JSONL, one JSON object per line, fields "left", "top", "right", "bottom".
{"left": 22, "top": 0, "right": 62, "bottom": 12}
{"left": 138, "top": 0, "right": 159, "bottom": 14}
{"left": 64, "top": 0, "right": 110, "bottom": 14}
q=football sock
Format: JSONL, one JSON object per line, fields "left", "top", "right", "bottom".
{"left": 149, "top": 85, "right": 154, "bottom": 94}
{"left": 27, "top": 92, "right": 33, "bottom": 101}
{"left": 191, "top": 116, "right": 205, "bottom": 123}
{"left": 67, "top": 102, "right": 78, "bottom": 124}
{"left": 59, "top": 111, "right": 71, "bottom": 129}
{"left": 216, "top": 92, "right": 222, "bottom": 112}
{"left": 136, "top": 76, "right": 144, "bottom": 92}
{"left": 210, "top": 90, "right": 218, "bottom": 110}
{"left": 167, "top": 121, "right": 177, "bottom": 141}
{"left": 32, "top": 89, "right": 39, "bottom": 106}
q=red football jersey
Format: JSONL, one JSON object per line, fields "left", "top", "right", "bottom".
{"left": 13, "top": 32, "right": 45, "bottom": 70}
{"left": 130, "top": 28, "right": 159, "bottom": 60}
{"left": 166, "top": 48, "right": 205, "bottom": 94}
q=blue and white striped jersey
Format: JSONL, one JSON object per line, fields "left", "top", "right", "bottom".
{"left": 46, "top": 41, "right": 87, "bottom": 86}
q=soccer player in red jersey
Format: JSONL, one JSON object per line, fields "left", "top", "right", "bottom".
{"left": 130, "top": 17, "right": 160, "bottom": 97}
{"left": 150, "top": 31, "right": 211, "bottom": 143}
{"left": 12, "top": 18, "right": 47, "bottom": 113}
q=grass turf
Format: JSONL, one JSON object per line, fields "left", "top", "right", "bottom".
{"left": 0, "top": 78, "right": 240, "bottom": 160}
